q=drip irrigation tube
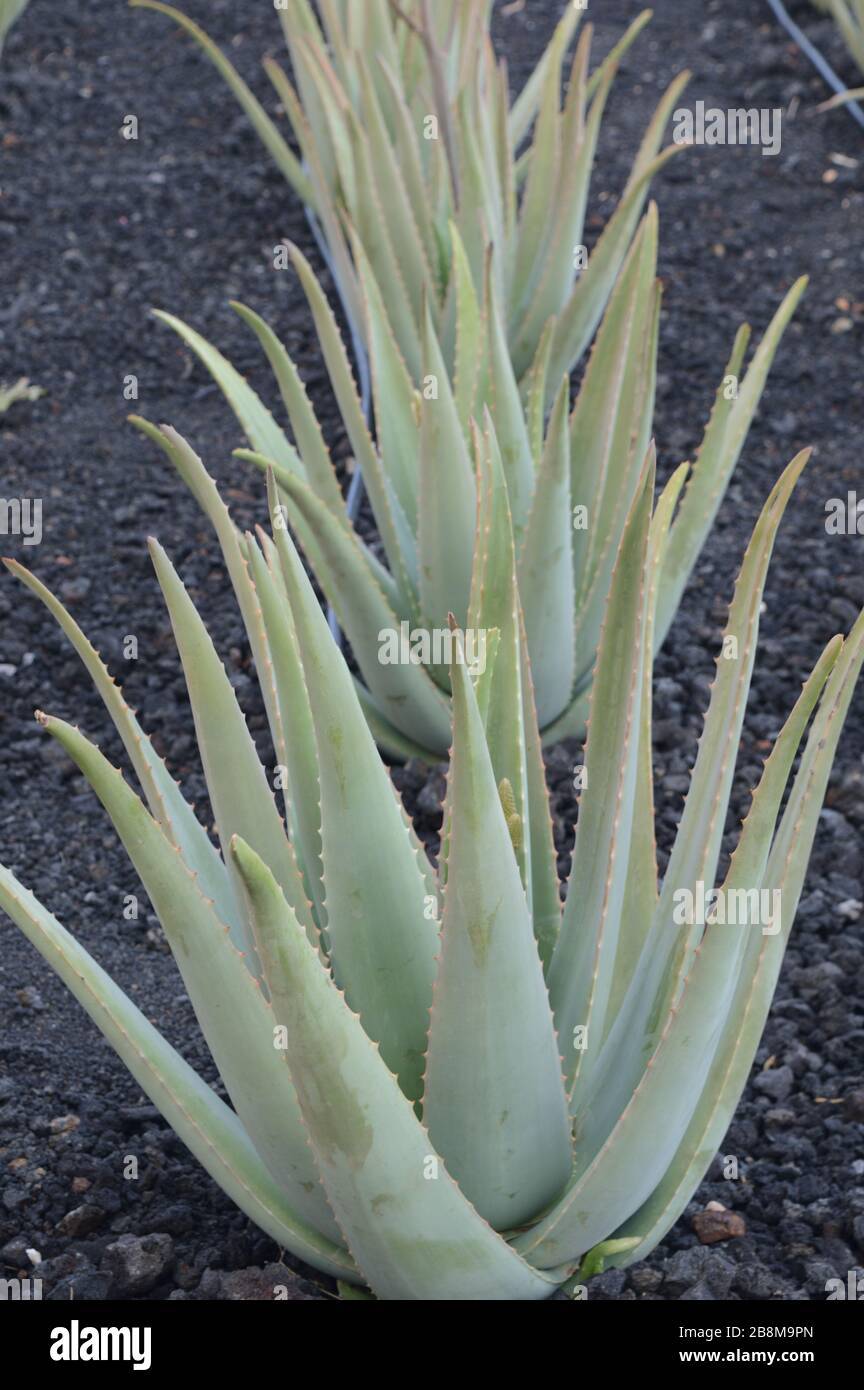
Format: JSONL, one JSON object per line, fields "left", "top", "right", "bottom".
{"left": 766, "top": 0, "right": 864, "bottom": 131}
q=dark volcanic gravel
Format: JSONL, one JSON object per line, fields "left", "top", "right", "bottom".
{"left": 1, "top": 0, "right": 863, "bottom": 1302}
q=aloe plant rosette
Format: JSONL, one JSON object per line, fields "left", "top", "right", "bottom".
{"left": 129, "top": 1, "right": 682, "bottom": 384}
{"left": 1, "top": 426, "right": 861, "bottom": 1300}
{"left": 146, "top": 199, "right": 806, "bottom": 758}
{"left": 129, "top": 1, "right": 806, "bottom": 759}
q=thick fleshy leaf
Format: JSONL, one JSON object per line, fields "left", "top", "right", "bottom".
{"left": 381, "top": 75, "right": 441, "bottom": 278}
{"left": 344, "top": 117, "right": 423, "bottom": 378}
{"left": 655, "top": 276, "right": 808, "bottom": 647}
{"left": 518, "top": 619, "right": 856, "bottom": 1270}
{"left": 570, "top": 207, "right": 660, "bottom": 684}
{"left": 450, "top": 221, "right": 485, "bottom": 431}
{"left": 510, "top": 18, "right": 566, "bottom": 312}
{"left": 228, "top": 302, "right": 346, "bottom": 521}
{"left": 650, "top": 449, "right": 812, "bottom": 1014}
{"left": 547, "top": 130, "right": 684, "bottom": 395}
{"left": 482, "top": 255, "right": 534, "bottom": 536}
{"left": 422, "top": 630, "right": 572, "bottom": 1230}
{"left": 581, "top": 450, "right": 812, "bottom": 1134}
{"left": 522, "top": 316, "right": 556, "bottom": 464}
{"left": 238, "top": 446, "right": 405, "bottom": 616}
{"left": 548, "top": 449, "right": 655, "bottom": 1093}
{"left": 0, "top": 863, "right": 356, "bottom": 1281}
{"left": 270, "top": 502, "right": 438, "bottom": 1103}
{"left": 288, "top": 241, "right": 418, "bottom": 604}
{"left": 356, "top": 58, "right": 433, "bottom": 323}
{"left": 131, "top": 421, "right": 292, "bottom": 810}
{"left": 516, "top": 602, "right": 562, "bottom": 973}
{"left": 510, "top": 31, "right": 614, "bottom": 372}
{"left": 468, "top": 417, "right": 531, "bottom": 889}
{"left": 607, "top": 627, "right": 855, "bottom": 1265}
{"left": 3, "top": 557, "right": 236, "bottom": 931}
{"left": 290, "top": 34, "right": 355, "bottom": 212}
{"left": 148, "top": 539, "right": 315, "bottom": 960}
{"left": 605, "top": 463, "right": 689, "bottom": 1029}
{"left": 568, "top": 204, "right": 657, "bottom": 588}
{"left": 270, "top": 468, "right": 452, "bottom": 756}
{"left": 349, "top": 229, "right": 420, "bottom": 529}
{"left": 517, "top": 376, "right": 575, "bottom": 728}
{"left": 36, "top": 712, "right": 339, "bottom": 1243}
{"left": 152, "top": 311, "right": 303, "bottom": 479}
{"left": 508, "top": 2, "right": 584, "bottom": 149}
{"left": 245, "top": 532, "right": 325, "bottom": 929}
{"left": 418, "top": 300, "right": 477, "bottom": 630}
{"left": 263, "top": 57, "right": 363, "bottom": 333}
{"left": 231, "top": 837, "right": 566, "bottom": 1301}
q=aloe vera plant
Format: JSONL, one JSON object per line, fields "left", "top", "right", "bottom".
{"left": 130, "top": 1, "right": 683, "bottom": 384}
{"left": 2, "top": 428, "right": 861, "bottom": 1300}
{"left": 148, "top": 201, "right": 806, "bottom": 757}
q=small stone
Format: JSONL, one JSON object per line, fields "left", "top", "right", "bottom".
{"left": 48, "top": 1114, "right": 80, "bottom": 1135}
{"left": 0, "top": 1237, "right": 31, "bottom": 1266}
{"left": 836, "top": 898, "right": 863, "bottom": 922}
{"left": 71, "top": 1176, "right": 91, "bottom": 1195}
{"left": 735, "top": 1263, "right": 785, "bottom": 1300}
{"left": 2, "top": 1184, "right": 29, "bottom": 1212}
{"left": 629, "top": 1266, "right": 663, "bottom": 1293}
{"left": 844, "top": 1089, "right": 864, "bottom": 1122}
{"left": 803, "top": 1259, "right": 842, "bottom": 1296}
{"left": 200, "top": 1262, "right": 318, "bottom": 1301}
{"left": 102, "top": 1233, "right": 174, "bottom": 1296}
{"left": 59, "top": 576, "right": 91, "bottom": 602}
{"left": 587, "top": 1267, "right": 627, "bottom": 1298}
{"left": 765, "top": 1107, "right": 796, "bottom": 1127}
{"left": 663, "top": 1246, "right": 735, "bottom": 1298}
{"left": 46, "top": 1267, "right": 113, "bottom": 1301}
{"left": 753, "top": 1064, "right": 794, "bottom": 1101}
{"left": 679, "top": 1281, "right": 715, "bottom": 1300}
{"left": 16, "top": 987, "right": 45, "bottom": 1011}
{"left": 56, "top": 1204, "right": 105, "bottom": 1237}
{"left": 692, "top": 1207, "right": 747, "bottom": 1244}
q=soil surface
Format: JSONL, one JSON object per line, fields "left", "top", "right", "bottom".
{"left": 1, "top": 0, "right": 863, "bottom": 1302}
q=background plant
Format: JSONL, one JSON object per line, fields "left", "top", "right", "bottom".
{"left": 131, "top": 1, "right": 807, "bottom": 759}
{"left": 2, "top": 433, "right": 861, "bottom": 1300}
{"left": 147, "top": 208, "right": 805, "bottom": 757}
{"left": 130, "top": 1, "right": 682, "bottom": 392}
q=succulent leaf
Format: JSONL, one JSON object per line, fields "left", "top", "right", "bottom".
{"left": 231, "top": 835, "right": 564, "bottom": 1301}
{"left": 149, "top": 538, "right": 315, "bottom": 962}
{"left": 270, "top": 502, "right": 438, "bottom": 1103}
{"left": 422, "top": 629, "right": 572, "bottom": 1230}
{"left": 0, "top": 862, "right": 355, "bottom": 1280}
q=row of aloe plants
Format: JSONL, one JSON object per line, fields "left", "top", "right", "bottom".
{"left": 1, "top": 2, "right": 860, "bottom": 1300}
